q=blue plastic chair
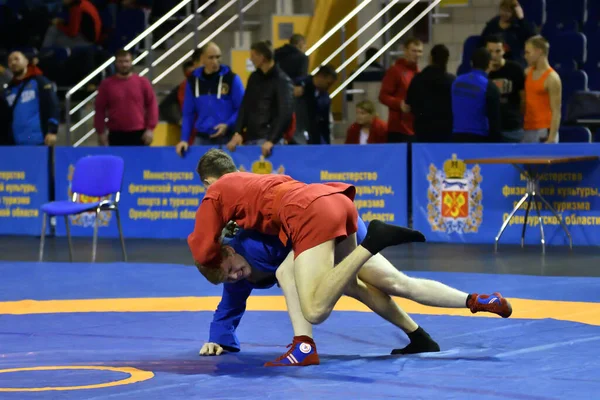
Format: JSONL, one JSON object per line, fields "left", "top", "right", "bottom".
{"left": 39, "top": 155, "right": 127, "bottom": 262}
{"left": 546, "top": 0, "right": 586, "bottom": 24}
{"left": 520, "top": 0, "right": 546, "bottom": 27}
{"left": 559, "top": 126, "right": 592, "bottom": 142}
{"left": 549, "top": 32, "right": 587, "bottom": 66}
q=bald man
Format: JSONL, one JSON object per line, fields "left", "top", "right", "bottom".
{"left": 176, "top": 42, "right": 245, "bottom": 156}
{"left": 2, "top": 52, "right": 59, "bottom": 146}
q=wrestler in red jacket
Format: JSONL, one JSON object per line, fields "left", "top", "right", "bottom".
{"left": 188, "top": 149, "right": 425, "bottom": 327}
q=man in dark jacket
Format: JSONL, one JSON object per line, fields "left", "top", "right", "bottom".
{"left": 2, "top": 51, "right": 59, "bottom": 146}
{"left": 274, "top": 34, "right": 308, "bottom": 82}
{"left": 406, "top": 44, "right": 455, "bottom": 143}
{"left": 227, "top": 41, "right": 294, "bottom": 157}
{"left": 294, "top": 65, "right": 337, "bottom": 144}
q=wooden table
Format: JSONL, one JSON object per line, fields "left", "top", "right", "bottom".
{"left": 463, "top": 156, "right": 599, "bottom": 253}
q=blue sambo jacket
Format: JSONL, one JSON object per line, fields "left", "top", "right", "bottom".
{"left": 208, "top": 217, "right": 368, "bottom": 351}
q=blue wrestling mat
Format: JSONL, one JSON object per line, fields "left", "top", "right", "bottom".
{"left": 1, "top": 262, "right": 599, "bottom": 399}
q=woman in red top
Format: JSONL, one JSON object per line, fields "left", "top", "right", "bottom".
{"left": 345, "top": 100, "right": 388, "bottom": 144}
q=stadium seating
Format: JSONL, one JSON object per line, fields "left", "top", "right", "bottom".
{"left": 546, "top": 0, "right": 586, "bottom": 25}
{"left": 559, "top": 126, "right": 593, "bottom": 142}
{"left": 561, "top": 70, "right": 589, "bottom": 116}
{"left": 549, "top": 32, "right": 587, "bottom": 66}
{"left": 520, "top": 0, "right": 546, "bottom": 28}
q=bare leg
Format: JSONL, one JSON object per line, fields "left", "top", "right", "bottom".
{"left": 358, "top": 254, "right": 513, "bottom": 318}
{"left": 358, "top": 254, "right": 468, "bottom": 308}
{"left": 276, "top": 251, "right": 313, "bottom": 338}
{"left": 344, "top": 278, "right": 418, "bottom": 333}
{"left": 294, "top": 234, "right": 372, "bottom": 324}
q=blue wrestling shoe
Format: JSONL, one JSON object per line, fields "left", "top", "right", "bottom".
{"left": 264, "top": 336, "right": 320, "bottom": 367}
{"left": 467, "top": 292, "right": 513, "bottom": 318}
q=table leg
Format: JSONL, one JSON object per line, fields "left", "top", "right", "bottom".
{"left": 537, "top": 194, "right": 573, "bottom": 249}
{"left": 521, "top": 195, "right": 533, "bottom": 248}
{"left": 495, "top": 192, "right": 530, "bottom": 253}
{"left": 533, "top": 193, "right": 546, "bottom": 254}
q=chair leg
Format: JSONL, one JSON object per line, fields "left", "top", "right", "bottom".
{"left": 38, "top": 212, "right": 47, "bottom": 262}
{"left": 92, "top": 208, "right": 100, "bottom": 263}
{"left": 115, "top": 206, "right": 127, "bottom": 262}
{"left": 65, "top": 215, "right": 73, "bottom": 262}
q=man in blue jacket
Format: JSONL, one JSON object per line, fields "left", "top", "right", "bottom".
{"left": 2, "top": 51, "right": 59, "bottom": 146}
{"left": 199, "top": 218, "right": 513, "bottom": 367}
{"left": 451, "top": 48, "right": 501, "bottom": 143}
{"left": 176, "top": 42, "right": 244, "bottom": 156}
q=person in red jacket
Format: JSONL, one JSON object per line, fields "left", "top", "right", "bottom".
{"left": 345, "top": 100, "right": 388, "bottom": 144}
{"left": 188, "top": 149, "right": 426, "bottom": 327}
{"left": 378, "top": 37, "right": 423, "bottom": 143}
{"left": 42, "top": 0, "right": 102, "bottom": 48}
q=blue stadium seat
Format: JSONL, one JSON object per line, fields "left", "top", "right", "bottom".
{"left": 584, "top": 64, "right": 600, "bottom": 91}
{"left": 461, "top": 35, "right": 481, "bottom": 65}
{"left": 542, "top": 19, "right": 579, "bottom": 40}
{"left": 561, "top": 70, "right": 589, "bottom": 116}
{"left": 584, "top": 31, "right": 600, "bottom": 68}
{"left": 39, "top": 47, "right": 70, "bottom": 62}
{"left": 559, "top": 126, "right": 592, "bottom": 142}
{"left": 552, "top": 59, "right": 578, "bottom": 76}
{"left": 107, "top": 8, "right": 147, "bottom": 53}
{"left": 520, "top": 0, "right": 546, "bottom": 27}
{"left": 588, "top": 0, "right": 600, "bottom": 22}
{"left": 546, "top": 0, "right": 586, "bottom": 24}
{"left": 549, "top": 32, "right": 587, "bottom": 66}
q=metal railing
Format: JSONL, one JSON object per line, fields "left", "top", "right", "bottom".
{"left": 67, "top": 0, "right": 258, "bottom": 146}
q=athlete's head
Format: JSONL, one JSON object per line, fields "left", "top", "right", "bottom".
{"left": 524, "top": 35, "right": 549, "bottom": 67}
{"left": 250, "top": 40, "right": 273, "bottom": 70}
{"left": 499, "top": 0, "right": 517, "bottom": 22}
{"left": 7, "top": 51, "right": 28, "bottom": 77}
{"left": 199, "top": 42, "right": 221, "bottom": 74}
{"left": 196, "top": 149, "right": 237, "bottom": 187}
{"left": 114, "top": 49, "right": 133, "bottom": 76}
{"left": 403, "top": 37, "right": 423, "bottom": 65}
{"left": 196, "top": 245, "right": 252, "bottom": 285}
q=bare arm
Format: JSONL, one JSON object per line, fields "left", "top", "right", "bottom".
{"left": 546, "top": 72, "right": 562, "bottom": 143}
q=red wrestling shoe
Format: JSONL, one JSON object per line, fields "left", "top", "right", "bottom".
{"left": 264, "top": 336, "right": 320, "bottom": 367}
{"left": 467, "top": 292, "right": 513, "bottom": 318}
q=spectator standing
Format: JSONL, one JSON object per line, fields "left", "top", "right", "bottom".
{"left": 178, "top": 49, "right": 203, "bottom": 109}
{"left": 523, "top": 35, "right": 562, "bottom": 143}
{"left": 379, "top": 37, "right": 423, "bottom": 143}
{"left": 176, "top": 42, "right": 244, "bottom": 155}
{"left": 1, "top": 51, "right": 59, "bottom": 146}
{"left": 94, "top": 49, "right": 158, "bottom": 146}
{"left": 480, "top": 0, "right": 535, "bottom": 64}
{"left": 227, "top": 41, "right": 294, "bottom": 157}
{"left": 294, "top": 65, "right": 337, "bottom": 144}
{"left": 345, "top": 100, "right": 388, "bottom": 144}
{"left": 405, "top": 44, "right": 455, "bottom": 143}
{"left": 274, "top": 33, "right": 309, "bottom": 82}
{"left": 42, "top": 0, "right": 102, "bottom": 48}
{"left": 485, "top": 34, "right": 526, "bottom": 142}
{"left": 451, "top": 48, "right": 501, "bottom": 143}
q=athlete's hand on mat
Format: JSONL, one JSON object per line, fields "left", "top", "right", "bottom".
{"left": 176, "top": 141, "right": 189, "bottom": 157}
{"left": 210, "top": 123, "right": 228, "bottom": 138}
{"left": 227, "top": 133, "right": 243, "bottom": 152}
{"left": 199, "top": 342, "right": 224, "bottom": 356}
{"left": 261, "top": 140, "right": 274, "bottom": 157}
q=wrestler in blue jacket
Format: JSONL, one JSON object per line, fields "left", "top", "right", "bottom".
{"left": 208, "top": 218, "right": 367, "bottom": 352}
